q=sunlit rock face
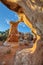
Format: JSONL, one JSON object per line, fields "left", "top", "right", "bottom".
{"left": 1, "top": 0, "right": 43, "bottom": 37}
{"left": 0, "top": 0, "right": 43, "bottom": 65}
{"left": 14, "top": 40, "right": 43, "bottom": 65}
{"left": 7, "top": 21, "right": 19, "bottom": 42}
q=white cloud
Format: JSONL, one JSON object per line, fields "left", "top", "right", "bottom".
{"left": 22, "top": 25, "right": 25, "bottom": 27}
{"left": 5, "top": 19, "right": 10, "bottom": 24}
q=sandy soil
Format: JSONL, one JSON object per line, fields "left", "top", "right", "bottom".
{"left": 0, "top": 42, "right": 31, "bottom": 65}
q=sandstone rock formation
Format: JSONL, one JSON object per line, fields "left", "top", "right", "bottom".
{"left": 3, "top": 21, "right": 34, "bottom": 47}
{"left": 18, "top": 32, "right": 34, "bottom": 48}
{"left": 0, "top": 0, "right": 43, "bottom": 37}
{"left": 0, "top": 0, "right": 43, "bottom": 65}
{"left": 14, "top": 40, "right": 43, "bottom": 65}
{"left": 7, "top": 21, "right": 19, "bottom": 42}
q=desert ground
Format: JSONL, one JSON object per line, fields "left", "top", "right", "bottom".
{"left": 0, "top": 41, "right": 33, "bottom": 65}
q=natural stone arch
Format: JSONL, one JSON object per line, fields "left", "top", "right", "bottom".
{"left": 0, "top": 0, "right": 42, "bottom": 54}
{"left": 0, "top": 0, "right": 41, "bottom": 43}
{"left": 0, "top": 0, "right": 43, "bottom": 65}
{"left": 0, "top": 0, "right": 43, "bottom": 53}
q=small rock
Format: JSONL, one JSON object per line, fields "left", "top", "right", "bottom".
{"left": 2, "top": 61, "right": 6, "bottom": 65}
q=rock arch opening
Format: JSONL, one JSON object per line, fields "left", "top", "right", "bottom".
{"left": 0, "top": 1, "right": 43, "bottom": 65}
{"left": 17, "top": 22, "right": 34, "bottom": 47}
{"left": 0, "top": 1, "right": 40, "bottom": 48}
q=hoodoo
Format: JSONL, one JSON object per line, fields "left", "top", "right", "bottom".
{"left": 7, "top": 21, "right": 19, "bottom": 42}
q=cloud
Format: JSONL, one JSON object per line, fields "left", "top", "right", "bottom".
{"left": 22, "top": 25, "right": 25, "bottom": 27}
{"left": 5, "top": 19, "right": 10, "bottom": 24}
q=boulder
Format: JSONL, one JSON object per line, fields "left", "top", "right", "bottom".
{"left": 14, "top": 40, "right": 43, "bottom": 65}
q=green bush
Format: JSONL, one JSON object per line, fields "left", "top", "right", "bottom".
{"left": 0, "top": 29, "right": 9, "bottom": 42}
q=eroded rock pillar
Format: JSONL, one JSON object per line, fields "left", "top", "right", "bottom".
{"left": 7, "top": 21, "right": 19, "bottom": 42}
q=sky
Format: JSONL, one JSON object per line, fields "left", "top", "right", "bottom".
{"left": 0, "top": 2, "right": 31, "bottom": 33}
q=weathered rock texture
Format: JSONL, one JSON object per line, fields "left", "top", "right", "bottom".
{"left": 1, "top": 0, "right": 43, "bottom": 37}
{"left": 7, "top": 21, "right": 19, "bottom": 42}
{"left": 0, "top": 0, "right": 43, "bottom": 65}
{"left": 14, "top": 40, "right": 43, "bottom": 65}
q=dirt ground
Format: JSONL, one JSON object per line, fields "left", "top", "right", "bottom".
{"left": 0, "top": 41, "right": 31, "bottom": 65}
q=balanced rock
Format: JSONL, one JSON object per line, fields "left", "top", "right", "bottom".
{"left": 7, "top": 21, "right": 19, "bottom": 42}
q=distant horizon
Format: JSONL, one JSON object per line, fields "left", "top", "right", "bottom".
{"left": 0, "top": 29, "right": 9, "bottom": 32}
{"left": 0, "top": 2, "right": 31, "bottom": 33}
